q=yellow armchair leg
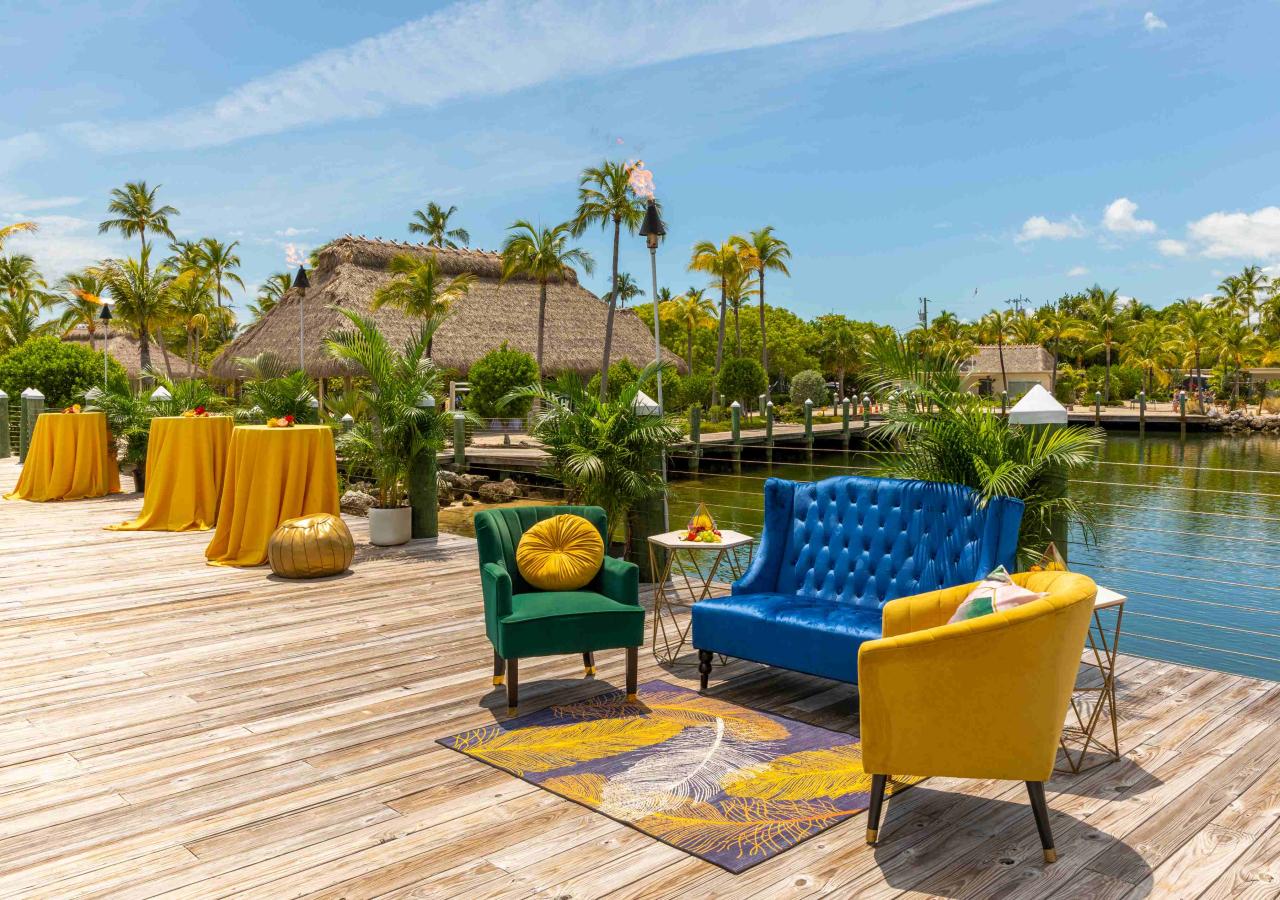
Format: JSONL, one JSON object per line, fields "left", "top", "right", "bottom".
{"left": 866, "top": 828, "right": 878, "bottom": 845}
{"left": 492, "top": 675, "right": 504, "bottom": 686}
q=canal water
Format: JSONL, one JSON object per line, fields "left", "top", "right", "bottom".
{"left": 665, "top": 431, "right": 1280, "bottom": 682}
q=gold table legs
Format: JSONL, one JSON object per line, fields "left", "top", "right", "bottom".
{"left": 1058, "top": 603, "right": 1124, "bottom": 774}
{"left": 648, "top": 543, "right": 752, "bottom": 664}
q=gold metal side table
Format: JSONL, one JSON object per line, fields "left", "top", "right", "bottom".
{"left": 1058, "top": 586, "right": 1125, "bottom": 774}
{"left": 647, "top": 529, "right": 755, "bottom": 664}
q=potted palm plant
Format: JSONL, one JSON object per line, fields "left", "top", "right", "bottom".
{"left": 324, "top": 308, "right": 459, "bottom": 546}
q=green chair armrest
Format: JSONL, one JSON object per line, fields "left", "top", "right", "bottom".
{"left": 600, "top": 555, "right": 640, "bottom": 606}
{"left": 481, "top": 561, "right": 513, "bottom": 641}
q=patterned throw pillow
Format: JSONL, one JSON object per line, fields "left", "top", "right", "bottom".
{"left": 516, "top": 514, "right": 605, "bottom": 592}
{"left": 948, "top": 565, "right": 1047, "bottom": 623}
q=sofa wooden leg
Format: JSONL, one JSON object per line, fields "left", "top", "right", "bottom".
{"left": 625, "top": 646, "right": 638, "bottom": 701}
{"left": 506, "top": 658, "right": 518, "bottom": 716}
{"left": 1027, "top": 781, "right": 1056, "bottom": 863}
{"left": 697, "top": 649, "right": 714, "bottom": 691}
{"left": 867, "top": 774, "right": 887, "bottom": 845}
{"left": 583, "top": 651, "right": 595, "bottom": 677}
{"left": 492, "top": 649, "right": 505, "bottom": 686}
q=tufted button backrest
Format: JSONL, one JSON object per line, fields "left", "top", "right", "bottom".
{"left": 771, "top": 475, "right": 1022, "bottom": 610}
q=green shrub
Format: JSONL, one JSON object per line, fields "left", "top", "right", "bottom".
{"left": 468, "top": 342, "right": 538, "bottom": 418}
{"left": 789, "top": 369, "right": 829, "bottom": 407}
{"left": 587, "top": 359, "right": 647, "bottom": 401}
{"left": 1085, "top": 364, "right": 1142, "bottom": 401}
{"left": 717, "top": 357, "right": 767, "bottom": 408}
{"left": 676, "top": 372, "right": 714, "bottom": 411}
{"left": 1054, "top": 365, "right": 1084, "bottom": 405}
{"left": 0, "top": 336, "right": 128, "bottom": 409}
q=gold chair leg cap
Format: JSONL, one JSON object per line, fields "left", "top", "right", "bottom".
{"left": 1043, "top": 849, "right": 1057, "bottom": 864}
{"left": 866, "top": 828, "right": 878, "bottom": 845}
{"left": 584, "top": 666, "right": 596, "bottom": 677}
{"left": 506, "top": 706, "right": 518, "bottom": 716}
{"left": 625, "top": 692, "right": 638, "bottom": 702}
{"left": 492, "top": 676, "right": 504, "bottom": 686}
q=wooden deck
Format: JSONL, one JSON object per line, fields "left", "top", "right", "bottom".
{"left": 1, "top": 456, "right": 1277, "bottom": 899}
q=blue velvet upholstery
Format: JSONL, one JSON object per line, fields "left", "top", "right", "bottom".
{"left": 691, "top": 475, "right": 1024, "bottom": 684}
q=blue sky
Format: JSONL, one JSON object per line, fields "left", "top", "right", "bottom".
{"left": 3, "top": 0, "right": 1278, "bottom": 329}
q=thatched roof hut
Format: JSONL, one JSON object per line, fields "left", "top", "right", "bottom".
{"left": 62, "top": 325, "right": 206, "bottom": 380}
{"left": 212, "top": 236, "right": 680, "bottom": 379}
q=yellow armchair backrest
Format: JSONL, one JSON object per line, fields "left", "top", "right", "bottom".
{"left": 858, "top": 571, "right": 1097, "bottom": 782}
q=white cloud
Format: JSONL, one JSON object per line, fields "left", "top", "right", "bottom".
{"left": 1185, "top": 207, "right": 1280, "bottom": 259}
{"left": 0, "top": 132, "right": 45, "bottom": 173}
{"left": 274, "top": 226, "right": 316, "bottom": 238}
{"left": 1156, "top": 238, "right": 1187, "bottom": 257}
{"left": 1143, "top": 11, "right": 1167, "bottom": 31}
{"left": 1102, "top": 197, "right": 1156, "bottom": 235}
{"left": 63, "top": 0, "right": 994, "bottom": 152}
{"left": 1016, "top": 215, "right": 1086, "bottom": 243}
{"left": 2, "top": 214, "right": 118, "bottom": 282}
{"left": 0, "top": 194, "right": 82, "bottom": 213}
{"left": 1066, "top": 265, "right": 1089, "bottom": 276}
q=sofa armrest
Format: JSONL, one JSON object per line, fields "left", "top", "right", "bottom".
{"left": 880, "top": 581, "right": 978, "bottom": 638}
{"left": 600, "top": 555, "right": 640, "bottom": 606}
{"left": 481, "top": 561, "right": 513, "bottom": 640}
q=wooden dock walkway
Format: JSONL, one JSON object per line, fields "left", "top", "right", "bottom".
{"left": 0, "top": 456, "right": 1275, "bottom": 898}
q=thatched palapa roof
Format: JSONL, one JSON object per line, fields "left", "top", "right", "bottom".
{"left": 62, "top": 325, "right": 207, "bottom": 380}
{"left": 212, "top": 236, "right": 681, "bottom": 379}
{"left": 962, "top": 344, "right": 1055, "bottom": 375}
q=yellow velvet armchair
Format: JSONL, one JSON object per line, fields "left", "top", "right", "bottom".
{"left": 857, "top": 570, "right": 1097, "bottom": 863}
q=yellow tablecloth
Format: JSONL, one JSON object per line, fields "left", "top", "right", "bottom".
{"left": 4, "top": 412, "right": 121, "bottom": 502}
{"left": 205, "top": 424, "right": 340, "bottom": 567}
{"left": 107, "top": 416, "right": 234, "bottom": 532}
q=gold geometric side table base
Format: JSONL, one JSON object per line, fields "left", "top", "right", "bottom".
{"left": 646, "top": 529, "right": 755, "bottom": 664}
{"left": 1057, "top": 586, "right": 1125, "bottom": 775}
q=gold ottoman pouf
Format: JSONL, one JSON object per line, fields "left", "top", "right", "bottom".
{"left": 268, "top": 513, "right": 354, "bottom": 578}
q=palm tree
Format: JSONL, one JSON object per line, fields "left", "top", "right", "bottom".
{"left": 572, "top": 161, "right": 647, "bottom": 398}
{"left": 1120, "top": 320, "right": 1178, "bottom": 395}
{"left": 689, "top": 239, "right": 745, "bottom": 404}
{"left": 1214, "top": 274, "right": 1247, "bottom": 325}
{"left": 1081, "top": 286, "right": 1125, "bottom": 402}
{"left": 978, "top": 310, "right": 1012, "bottom": 393}
{"left": 0, "top": 221, "right": 37, "bottom": 252}
{"left": 1212, "top": 318, "right": 1263, "bottom": 406}
{"left": 609, "top": 271, "right": 644, "bottom": 309}
{"left": 1173, "top": 299, "right": 1215, "bottom": 386}
{"left": 197, "top": 237, "right": 243, "bottom": 318}
{"left": 1036, "top": 304, "right": 1083, "bottom": 393}
{"left": 249, "top": 271, "right": 293, "bottom": 320}
{"left": 1007, "top": 312, "right": 1045, "bottom": 345}
{"left": 372, "top": 253, "right": 475, "bottom": 355}
{"left": 731, "top": 227, "right": 790, "bottom": 377}
{"left": 100, "top": 247, "right": 179, "bottom": 373}
{"left": 1236, "top": 265, "right": 1268, "bottom": 327}
{"left": 56, "top": 269, "right": 109, "bottom": 350}
{"left": 500, "top": 220, "right": 594, "bottom": 376}
{"left": 168, "top": 270, "right": 220, "bottom": 375}
{"left": 723, "top": 266, "right": 759, "bottom": 356}
{"left": 0, "top": 256, "right": 54, "bottom": 350}
{"left": 408, "top": 203, "right": 470, "bottom": 248}
{"left": 821, "top": 323, "right": 861, "bottom": 400}
{"left": 661, "top": 287, "right": 715, "bottom": 374}
{"left": 98, "top": 181, "right": 179, "bottom": 262}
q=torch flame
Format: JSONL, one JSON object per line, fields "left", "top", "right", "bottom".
{"left": 627, "top": 159, "right": 655, "bottom": 199}
{"left": 285, "top": 243, "right": 306, "bottom": 268}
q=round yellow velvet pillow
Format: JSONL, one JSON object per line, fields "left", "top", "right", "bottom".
{"left": 516, "top": 514, "right": 605, "bottom": 591}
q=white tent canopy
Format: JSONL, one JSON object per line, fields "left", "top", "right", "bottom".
{"left": 1007, "top": 384, "right": 1068, "bottom": 425}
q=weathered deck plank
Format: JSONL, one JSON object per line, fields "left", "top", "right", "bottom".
{"left": 0, "top": 456, "right": 1276, "bottom": 899}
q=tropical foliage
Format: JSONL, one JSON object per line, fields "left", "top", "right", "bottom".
{"left": 0, "top": 335, "right": 126, "bottom": 408}
{"left": 466, "top": 342, "right": 539, "bottom": 418}
{"left": 500, "top": 220, "right": 594, "bottom": 376}
{"left": 503, "top": 362, "right": 682, "bottom": 546}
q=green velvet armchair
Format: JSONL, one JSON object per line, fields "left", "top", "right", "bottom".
{"left": 474, "top": 505, "right": 643, "bottom": 715}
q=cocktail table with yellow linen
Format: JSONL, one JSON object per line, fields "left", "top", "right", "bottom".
{"left": 4, "top": 411, "right": 120, "bottom": 502}
{"left": 205, "top": 424, "right": 339, "bottom": 567}
{"left": 108, "top": 415, "right": 233, "bottom": 532}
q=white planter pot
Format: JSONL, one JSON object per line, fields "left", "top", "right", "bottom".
{"left": 368, "top": 506, "right": 412, "bottom": 546}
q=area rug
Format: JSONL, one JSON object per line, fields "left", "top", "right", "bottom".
{"left": 438, "top": 679, "right": 921, "bottom": 872}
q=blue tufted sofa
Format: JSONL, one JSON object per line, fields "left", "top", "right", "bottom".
{"left": 691, "top": 475, "right": 1024, "bottom": 685}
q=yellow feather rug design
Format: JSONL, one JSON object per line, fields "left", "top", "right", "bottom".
{"left": 451, "top": 717, "right": 684, "bottom": 775}
{"left": 720, "top": 742, "right": 921, "bottom": 801}
{"left": 553, "top": 690, "right": 790, "bottom": 742}
{"left": 440, "top": 681, "right": 920, "bottom": 873}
